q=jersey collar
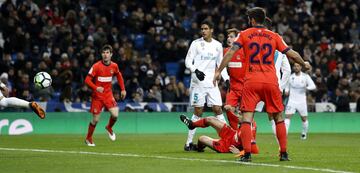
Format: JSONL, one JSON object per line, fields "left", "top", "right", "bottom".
{"left": 253, "top": 25, "right": 265, "bottom": 28}
{"left": 102, "top": 60, "right": 111, "bottom": 66}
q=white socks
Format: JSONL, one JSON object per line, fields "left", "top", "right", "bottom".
{"left": 216, "top": 113, "right": 226, "bottom": 123}
{"left": 302, "top": 119, "right": 309, "bottom": 135}
{"left": 284, "top": 118, "right": 290, "bottom": 135}
{"left": 270, "top": 120, "right": 277, "bottom": 135}
{"left": 186, "top": 114, "right": 200, "bottom": 146}
{"left": 0, "top": 97, "right": 30, "bottom": 108}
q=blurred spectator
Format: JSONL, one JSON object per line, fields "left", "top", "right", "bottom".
{"left": 332, "top": 88, "right": 350, "bottom": 112}
{"left": 0, "top": 0, "right": 358, "bottom": 111}
{"left": 162, "top": 83, "right": 177, "bottom": 102}
{"left": 76, "top": 84, "right": 92, "bottom": 103}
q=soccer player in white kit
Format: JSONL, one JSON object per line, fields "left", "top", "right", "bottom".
{"left": 285, "top": 62, "right": 316, "bottom": 139}
{"left": 182, "top": 20, "right": 229, "bottom": 151}
{"left": 0, "top": 80, "right": 45, "bottom": 119}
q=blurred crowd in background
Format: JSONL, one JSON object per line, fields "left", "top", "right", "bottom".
{"left": 0, "top": 0, "right": 359, "bottom": 112}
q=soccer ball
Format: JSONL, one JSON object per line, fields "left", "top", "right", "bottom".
{"left": 34, "top": 72, "right": 52, "bottom": 89}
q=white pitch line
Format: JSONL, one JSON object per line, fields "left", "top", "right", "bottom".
{"left": 0, "top": 147, "right": 354, "bottom": 173}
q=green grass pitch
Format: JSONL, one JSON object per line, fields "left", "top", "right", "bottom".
{"left": 0, "top": 133, "right": 359, "bottom": 173}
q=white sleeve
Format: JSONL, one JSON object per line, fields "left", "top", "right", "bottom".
{"left": 185, "top": 41, "right": 197, "bottom": 73}
{"left": 0, "top": 82, "right": 5, "bottom": 89}
{"left": 217, "top": 45, "right": 229, "bottom": 80}
{"left": 306, "top": 74, "right": 316, "bottom": 90}
{"left": 280, "top": 55, "right": 291, "bottom": 91}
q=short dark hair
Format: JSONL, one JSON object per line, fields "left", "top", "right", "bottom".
{"left": 247, "top": 7, "right": 266, "bottom": 24}
{"left": 226, "top": 28, "right": 239, "bottom": 36}
{"left": 101, "top": 44, "right": 113, "bottom": 53}
{"left": 264, "top": 17, "right": 272, "bottom": 29}
{"left": 201, "top": 20, "right": 214, "bottom": 29}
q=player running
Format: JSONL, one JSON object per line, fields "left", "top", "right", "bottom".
{"left": 0, "top": 81, "right": 45, "bottom": 119}
{"left": 214, "top": 7, "right": 311, "bottom": 162}
{"left": 179, "top": 114, "right": 258, "bottom": 155}
{"left": 84, "top": 44, "right": 126, "bottom": 146}
{"left": 183, "top": 20, "right": 229, "bottom": 151}
{"left": 285, "top": 62, "right": 316, "bottom": 139}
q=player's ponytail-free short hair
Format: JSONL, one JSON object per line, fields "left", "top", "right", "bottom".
{"left": 201, "top": 20, "right": 214, "bottom": 29}
{"left": 247, "top": 7, "right": 266, "bottom": 24}
{"left": 226, "top": 28, "right": 240, "bottom": 36}
{"left": 264, "top": 17, "right": 272, "bottom": 29}
{"left": 101, "top": 44, "right": 113, "bottom": 53}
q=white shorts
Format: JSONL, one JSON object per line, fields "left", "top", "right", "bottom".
{"left": 285, "top": 101, "right": 308, "bottom": 116}
{"left": 190, "top": 86, "right": 222, "bottom": 107}
{"left": 255, "top": 101, "right": 264, "bottom": 112}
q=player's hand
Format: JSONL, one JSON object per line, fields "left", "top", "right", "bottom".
{"left": 213, "top": 71, "right": 221, "bottom": 86}
{"left": 195, "top": 69, "right": 205, "bottom": 81}
{"left": 303, "top": 61, "right": 312, "bottom": 71}
{"left": 96, "top": 87, "right": 104, "bottom": 93}
{"left": 229, "top": 145, "right": 240, "bottom": 154}
{"left": 120, "top": 90, "right": 126, "bottom": 100}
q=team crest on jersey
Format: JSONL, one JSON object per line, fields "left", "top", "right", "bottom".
{"left": 236, "top": 55, "right": 240, "bottom": 60}
{"left": 110, "top": 69, "right": 114, "bottom": 74}
{"left": 201, "top": 42, "right": 205, "bottom": 47}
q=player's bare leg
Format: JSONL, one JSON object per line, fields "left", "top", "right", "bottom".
{"left": 197, "top": 136, "right": 218, "bottom": 152}
{"left": 0, "top": 96, "right": 45, "bottom": 119}
{"left": 212, "top": 105, "right": 226, "bottom": 123}
{"left": 85, "top": 114, "right": 100, "bottom": 146}
{"left": 300, "top": 116, "right": 308, "bottom": 140}
{"left": 106, "top": 107, "right": 119, "bottom": 141}
{"left": 271, "top": 112, "right": 290, "bottom": 161}
{"left": 184, "top": 106, "right": 203, "bottom": 151}
{"left": 238, "top": 111, "right": 254, "bottom": 162}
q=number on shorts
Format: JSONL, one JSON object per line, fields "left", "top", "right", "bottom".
{"left": 194, "top": 93, "right": 199, "bottom": 102}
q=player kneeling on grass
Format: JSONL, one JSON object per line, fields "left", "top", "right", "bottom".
{"left": 179, "top": 115, "right": 258, "bottom": 156}
{"left": 0, "top": 80, "right": 45, "bottom": 119}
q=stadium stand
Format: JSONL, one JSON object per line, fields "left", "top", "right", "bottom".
{"left": 0, "top": 0, "right": 359, "bottom": 112}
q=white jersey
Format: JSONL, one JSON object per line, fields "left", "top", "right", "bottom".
{"left": 0, "top": 82, "right": 5, "bottom": 97}
{"left": 185, "top": 37, "right": 229, "bottom": 88}
{"left": 286, "top": 72, "right": 316, "bottom": 103}
{"left": 274, "top": 51, "right": 291, "bottom": 91}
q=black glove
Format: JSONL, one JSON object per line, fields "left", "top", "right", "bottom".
{"left": 224, "top": 79, "right": 230, "bottom": 92}
{"left": 195, "top": 69, "right": 205, "bottom": 81}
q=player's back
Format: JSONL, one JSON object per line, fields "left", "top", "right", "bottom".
{"left": 234, "top": 27, "right": 289, "bottom": 85}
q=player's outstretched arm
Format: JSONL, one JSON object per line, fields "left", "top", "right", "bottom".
{"left": 285, "top": 49, "right": 312, "bottom": 70}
